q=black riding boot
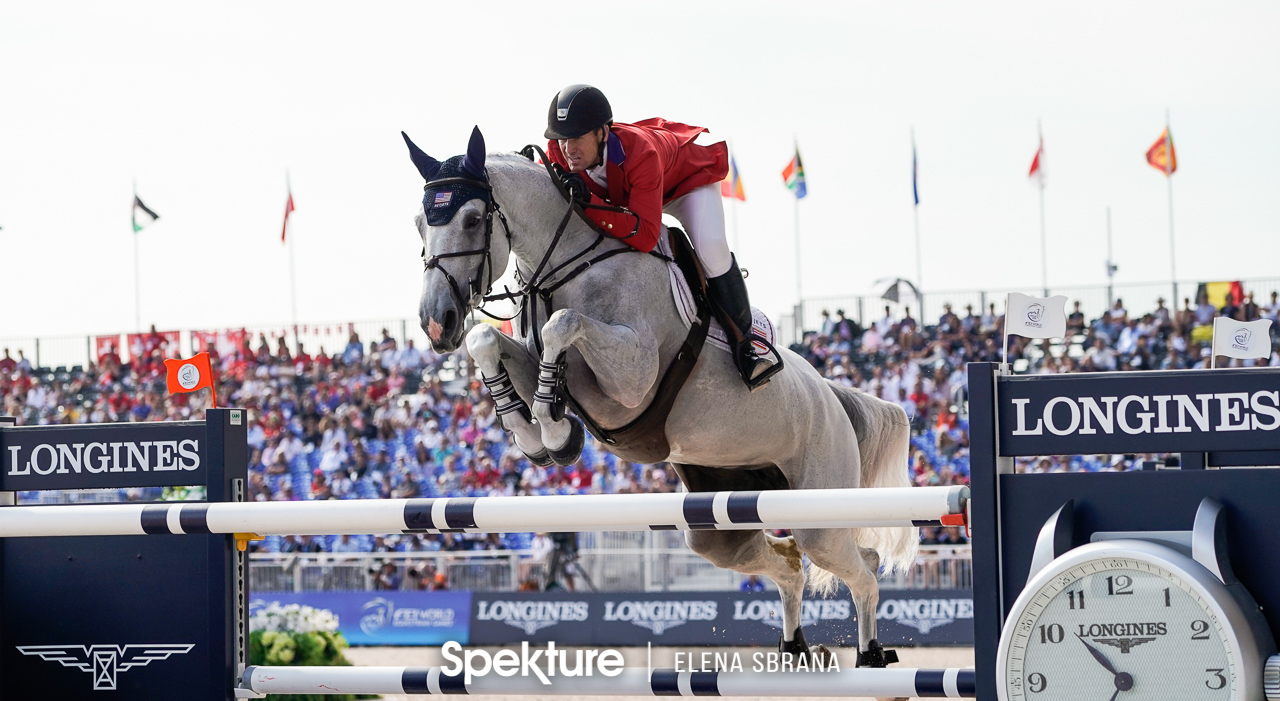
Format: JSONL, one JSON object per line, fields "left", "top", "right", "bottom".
{"left": 706, "top": 255, "right": 783, "bottom": 391}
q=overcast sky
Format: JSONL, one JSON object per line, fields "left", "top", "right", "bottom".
{"left": 1, "top": 1, "right": 1277, "bottom": 339}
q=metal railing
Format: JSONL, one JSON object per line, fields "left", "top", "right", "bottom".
{"left": 247, "top": 545, "right": 971, "bottom": 593}
{"left": 10, "top": 276, "right": 1279, "bottom": 369}
{"left": 799, "top": 276, "right": 1280, "bottom": 341}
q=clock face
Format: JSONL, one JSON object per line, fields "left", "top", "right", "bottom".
{"left": 1002, "top": 553, "right": 1241, "bottom": 701}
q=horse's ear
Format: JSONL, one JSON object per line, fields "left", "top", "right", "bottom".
{"left": 461, "top": 125, "right": 486, "bottom": 179}
{"left": 402, "top": 131, "right": 441, "bottom": 182}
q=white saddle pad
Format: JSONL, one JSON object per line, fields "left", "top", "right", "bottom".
{"left": 658, "top": 232, "right": 777, "bottom": 355}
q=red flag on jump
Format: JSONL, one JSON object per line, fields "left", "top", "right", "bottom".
{"left": 164, "top": 352, "right": 218, "bottom": 407}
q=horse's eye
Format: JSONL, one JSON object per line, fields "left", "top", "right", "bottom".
{"left": 464, "top": 215, "right": 481, "bottom": 228}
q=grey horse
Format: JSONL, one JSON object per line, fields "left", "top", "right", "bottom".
{"left": 404, "top": 127, "right": 915, "bottom": 668}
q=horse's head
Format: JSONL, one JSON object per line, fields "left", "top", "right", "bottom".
{"left": 403, "top": 126, "right": 511, "bottom": 353}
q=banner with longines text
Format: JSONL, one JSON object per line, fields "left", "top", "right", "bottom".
{"left": 998, "top": 368, "right": 1280, "bottom": 456}
{"left": 252, "top": 590, "right": 972, "bottom": 646}
{"left": 0, "top": 422, "right": 208, "bottom": 490}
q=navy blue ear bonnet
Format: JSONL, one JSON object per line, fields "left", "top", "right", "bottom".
{"left": 401, "top": 127, "right": 490, "bottom": 226}
{"left": 422, "top": 156, "right": 491, "bottom": 226}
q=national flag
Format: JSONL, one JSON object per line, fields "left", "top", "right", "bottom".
{"left": 163, "top": 352, "right": 218, "bottom": 406}
{"left": 1196, "top": 281, "right": 1246, "bottom": 310}
{"left": 281, "top": 189, "right": 295, "bottom": 242}
{"left": 1146, "top": 128, "right": 1177, "bottom": 175}
{"left": 1028, "top": 136, "right": 1044, "bottom": 184}
{"left": 1212, "top": 317, "right": 1272, "bottom": 361}
{"left": 132, "top": 195, "right": 159, "bottom": 233}
{"left": 912, "top": 139, "right": 920, "bottom": 205}
{"left": 720, "top": 154, "right": 746, "bottom": 201}
{"left": 1005, "top": 292, "right": 1068, "bottom": 340}
{"left": 781, "top": 148, "right": 807, "bottom": 199}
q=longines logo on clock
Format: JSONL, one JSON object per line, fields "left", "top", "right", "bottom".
{"left": 1076, "top": 621, "right": 1167, "bottom": 654}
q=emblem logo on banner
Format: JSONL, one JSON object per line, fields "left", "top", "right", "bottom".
{"left": 1234, "top": 328, "right": 1253, "bottom": 350}
{"left": 360, "top": 597, "right": 456, "bottom": 635}
{"left": 475, "top": 600, "right": 589, "bottom": 635}
{"left": 17, "top": 643, "right": 193, "bottom": 691}
{"left": 1026, "top": 303, "right": 1044, "bottom": 323}
{"left": 176, "top": 363, "right": 201, "bottom": 390}
{"left": 876, "top": 597, "right": 973, "bottom": 634}
{"left": 601, "top": 600, "right": 717, "bottom": 635}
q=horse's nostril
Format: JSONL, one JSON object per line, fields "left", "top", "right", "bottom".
{"left": 443, "top": 309, "right": 458, "bottom": 337}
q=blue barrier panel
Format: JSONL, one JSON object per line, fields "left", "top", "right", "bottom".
{"left": 469, "top": 590, "right": 973, "bottom": 647}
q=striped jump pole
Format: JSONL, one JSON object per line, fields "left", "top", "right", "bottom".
{"left": 241, "top": 665, "right": 977, "bottom": 697}
{"left": 0, "top": 486, "right": 968, "bottom": 538}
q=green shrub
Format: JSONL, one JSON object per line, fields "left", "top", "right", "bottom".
{"left": 248, "top": 604, "right": 377, "bottom": 701}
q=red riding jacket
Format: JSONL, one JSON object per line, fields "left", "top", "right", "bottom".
{"left": 546, "top": 118, "right": 729, "bottom": 253}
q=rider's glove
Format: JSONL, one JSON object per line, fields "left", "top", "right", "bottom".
{"left": 555, "top": 166, "right": 592, "bottom": 206}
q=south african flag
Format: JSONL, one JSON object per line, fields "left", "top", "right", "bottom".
{"left": 782, "top": 147, "right": 807, "bottom": 199}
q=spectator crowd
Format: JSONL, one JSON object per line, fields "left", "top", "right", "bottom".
{"left": 3, "top": 287, "right": 1277, "bottom": 555}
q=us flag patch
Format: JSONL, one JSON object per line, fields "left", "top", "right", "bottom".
{"left": 432, "top": 191, "right": 453, "bottom": 207}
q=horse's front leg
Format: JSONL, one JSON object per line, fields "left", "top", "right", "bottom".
{"left": 465, "top": 323, "right": 551, "bottom": 467}
{"left": 532, "top": 309, "right": 659, "bottom": 465}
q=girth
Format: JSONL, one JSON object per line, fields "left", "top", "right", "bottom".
{"left": 561, "top": 226, "right": 711, "bottom": 464}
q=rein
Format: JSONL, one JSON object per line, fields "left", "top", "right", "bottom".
{"left": 423, "top": 145, "right": 670, "bottom": 356}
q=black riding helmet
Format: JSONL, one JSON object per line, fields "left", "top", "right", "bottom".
{"left": 544, "top": 84, "right": 612, "bottom": 140}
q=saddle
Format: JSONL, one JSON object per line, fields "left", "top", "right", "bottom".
{"left": 561, "top": 227, "right": 711, "bottom": 463}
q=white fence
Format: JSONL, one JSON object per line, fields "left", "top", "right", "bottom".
{"left": 248, "top": 545, "right": 972, "bottom": 593}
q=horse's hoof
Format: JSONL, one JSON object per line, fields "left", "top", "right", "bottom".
{"left": 779, "top": 627, "right": 808, "bottom": 655}
{"left": 547, "top": 416, "right": 585, "bottom": 466}
{"left": 523, "top": 449, "right": 554, "bottom": 468}
{"left": 855, "top": 639, "right": 899, "bottom": 668}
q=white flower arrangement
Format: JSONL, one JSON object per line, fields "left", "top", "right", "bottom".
{"left": 250, "top": 602, "right": 340, "bottom": 634}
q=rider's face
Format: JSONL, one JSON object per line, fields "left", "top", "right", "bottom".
{"left": 558, "top": 128, "right": 604, "bottom": 173}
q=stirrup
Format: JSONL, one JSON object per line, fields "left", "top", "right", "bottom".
{"left": 736, "top": 335, "right": 784, "bottom": 392}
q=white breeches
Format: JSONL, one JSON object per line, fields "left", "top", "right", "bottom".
{"left": 664, "top": 183, "right": 733, "bottom": 277}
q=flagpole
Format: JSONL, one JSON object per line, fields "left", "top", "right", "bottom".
{"left": 1037, "top": 120, "right": 1048, "bottom": 297}
{"left": 286, "top": 172, "right": 300, "bottom": 346}
{"left": 728, "top": 140, "right": 740, "bottom": 252}
{"left": 794, "top": 192, "right": 802, "bottom": 323}
{"left": 731, "top": 196, "right": 740, "bottom": 252}
{"left": 911, "top": 127, "right": 923, "bottom": 294}
{"left": 1165, "top": 109, "right": 1177, "bottom": 306}
{"left": 133, "top": 180, "right": 141, "bottom": 332}
{"left": 793, "top": 137, "right": 803, "bottom": 334}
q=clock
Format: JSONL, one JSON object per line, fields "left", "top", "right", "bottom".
{"left": 997, "top": 499, "right": 1278, "bottom": 701}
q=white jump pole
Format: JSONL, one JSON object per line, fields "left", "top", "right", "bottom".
{"left": 241, "top": 665, "right": 977, "bottom": 697}
{"left": 0, "top": 486, "right": 968, "bottom": 538}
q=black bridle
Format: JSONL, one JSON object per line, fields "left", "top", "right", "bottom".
{"left": 420, "top": 175, "right": 510, "bottom": 313}
{"left": 421, "top": 145, "right": 670, "bottom": 355}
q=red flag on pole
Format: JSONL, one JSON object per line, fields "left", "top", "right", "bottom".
{"left": 281, "top": 190, "right": 295, "bottom": 242}
{"left": 163, "top": 352, "right": 218, "bottom": 407}
{"left": 1028, "top": 137, "right": 1044, "bottom": 183}
{"left": 1146, "top": 128, "right": 1177, "bottom": 175}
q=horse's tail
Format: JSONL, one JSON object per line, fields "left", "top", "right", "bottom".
{"left": 807, "top": 381, "right": 918, "bottom": 596}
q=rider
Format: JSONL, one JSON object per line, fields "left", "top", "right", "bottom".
{"left": 543, "top": 84, "right": 781, "bottom": 390}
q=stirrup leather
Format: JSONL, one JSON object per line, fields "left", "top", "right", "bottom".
{"left": 532, "top": 352, "right": 569, "bottom": 422}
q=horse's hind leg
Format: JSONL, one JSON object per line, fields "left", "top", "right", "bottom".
{"left": 465, "top": 324, "right": 549, "bottom": 465}
{"left": 532, "top": 308, "right": 659, "bottom": 464}
{"left": 791, "top": 527, "right": 889, "bottom": 660}
{"left": 686, "top": 530, "right": 827, "bottom": 660}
